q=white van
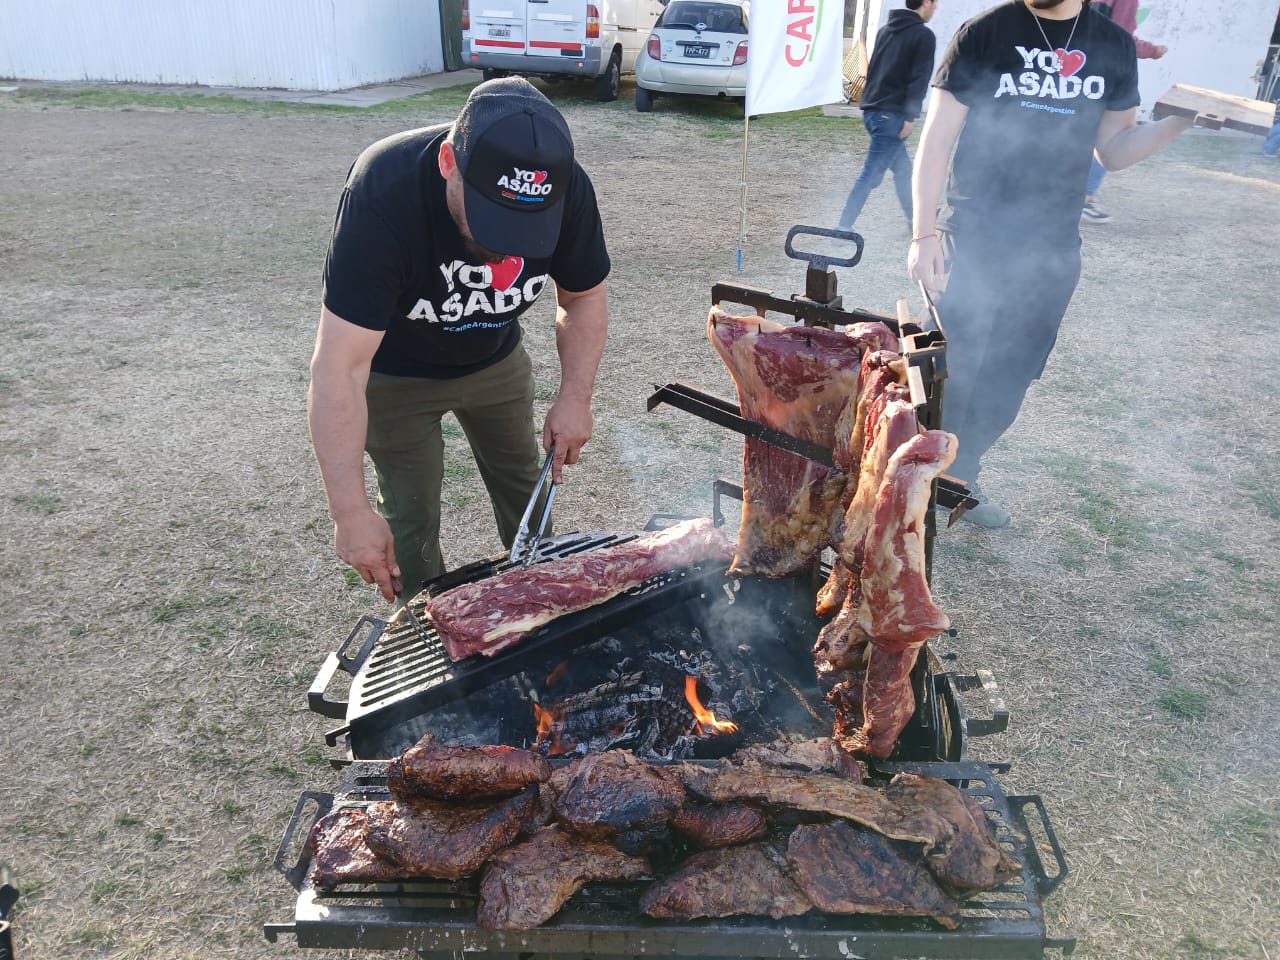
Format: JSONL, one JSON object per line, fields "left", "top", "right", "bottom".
{"left": 462, "top": 0, "right": 667, "bottom": 102}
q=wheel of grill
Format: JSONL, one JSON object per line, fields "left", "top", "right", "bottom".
{"left": 636, "top": 84, "right": 654, "bottom": 113}
{"left": 595, "top": 51, "right": 621, "bottom": 102}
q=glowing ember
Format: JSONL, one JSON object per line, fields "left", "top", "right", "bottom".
{"left": 684, "top": 674, "right": 738, "bottom": 735}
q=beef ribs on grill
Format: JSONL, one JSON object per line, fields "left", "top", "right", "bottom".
{"left": 678, "top": 759, "right": 934, "bottom": 844}
{"left": 427, "top": 517, "right": 734, "bottom": 660}
{"left": 885, "top": 773, "right": 1020, "bottom": 892}
{"left": 736, "top": 736, "right": 864, "bottom": 781}
{"left": 385, "top": 735, "right": 551, "bottom": 803}
{"left": 553, "top": 749, "right": 685, "bottom": 840}
{"left": 639, "top": 842, "right": 812, "bottom": 921}
{"left": 786, "top": 820, "right": 962, "bottom": 929}
{"left": 671, "top": 801, "right": 769, "bottom": 848}
{"left": 362, "top": 786, "right": 539, "bottom": 880}
{"left": 307, "top": 806, "right": 403, "bottom": 890}
{"left": 706, "top": 307, "right": 867, "bottom": 578}
{"left": 477, "top": 824, "right": 650, "bottom": 930}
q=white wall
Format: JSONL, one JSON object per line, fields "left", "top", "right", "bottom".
{"left": 864, "top": 0, "right": 1279, "bottom": 114}
{"left": 0, "top": 0, "right": 446, "bottom": 91}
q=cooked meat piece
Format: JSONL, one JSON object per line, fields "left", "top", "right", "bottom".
{"left": 787, "top": 821, "right": 962, "bottom": 929}
{"left": 678, "top": 760, "right": 933, "bottom": 844}
{"left": 671, "top": 801, "right": 769, "bottom": 848}
{"left": 427, "top": 517, "right": 734, "bottom": 660}
{"left": 836, "top": 642, "right": 922, "bottom": 760}
{"left": 554, "top": 749, "right": 684, "bottom": 839}
{"left": 815, "top": 555, "right": 852, "bottom": 617}
{"left": 735, "top": 736, "right": 864, "bottom": 782}
{"left": 308, "top": 806, "right": 402, "bottom": 890}
{"left": 477, "top": 825, "right": 650, "bottom": 929}
{"left": 707, "top": 307, "right": 866, "bottom": 577}
{"left": 639, "top": 842, "right": 811, "bottom": 920}
{"left": 362, "top": 786, "right": 539, "bottom": 880}
{"left": 385, "top": 735, "right": 551, "bottom": 803}
{"left": 884, "top": 773, "right": 1020, "bottom": 892}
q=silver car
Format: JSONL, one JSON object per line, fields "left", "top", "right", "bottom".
{"left": 633, "top": 0, "right": 749, "bottom": 112}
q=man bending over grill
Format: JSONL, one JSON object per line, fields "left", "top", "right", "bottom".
{"left": 907, "top": 0, "right": 1192, "bottom": 528}
{"left": 309, "top": 78, "right": 610, "bottom": 601}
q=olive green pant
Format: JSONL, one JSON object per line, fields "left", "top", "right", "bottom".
{"left": 364, "top": 344, "right": 547, "bottom": 596}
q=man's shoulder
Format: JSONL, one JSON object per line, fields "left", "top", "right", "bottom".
{"left": 349, "top": 124, "right": 450, "bottom": 189}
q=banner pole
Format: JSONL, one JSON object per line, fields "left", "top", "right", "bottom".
{"left": 737, "top": 113, "right": 750, "bottom": 273}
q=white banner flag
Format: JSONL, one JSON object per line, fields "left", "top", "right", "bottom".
{"left": 745, "top": 0, "right": 845, "bottom": 116}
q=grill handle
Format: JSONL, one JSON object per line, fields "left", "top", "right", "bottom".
{"left": 273, "top": 791, "right": 334, "bottom": 892}
{"left": 1007, "top": 794, "right": 1069, "bottom": 897}
{"left": 306, "top": 615, "right": 386, "bottom": 719}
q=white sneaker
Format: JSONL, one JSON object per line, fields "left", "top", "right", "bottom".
{"left": 1081, "top": 201, "right": 1111, "bottom": 224}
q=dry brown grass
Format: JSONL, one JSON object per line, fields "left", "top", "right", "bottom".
{"left": 1, "top": 81, "right": 1277, "bottom": 960}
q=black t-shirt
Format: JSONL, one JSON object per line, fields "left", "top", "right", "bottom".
{"left": 322, "top": 124, "right": 611, "bottom": 378}
{"left": 933, "top": 1, "right": 1140, "bottom": 247}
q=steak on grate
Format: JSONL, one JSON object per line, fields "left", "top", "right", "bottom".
{"left": 787, "top": 820, "right": 962, "bottom": 928}
{"left": 885, "top": 773, "right": 1020, "bottom": 892}
{"left": 385, "top": 735, "right": 551, "bottom": 803}
{"left": 639, "top": 841, "right": 812, "bottom": 920}
{"left": 553, "top": 749, "right": 685, "bottom": 840}
{"left": 736, "top": 736, "right": 864, "bottom": 781}
{"left": 307, "top": 806, "right": 403, "bottom": 890}
{"left": 478, "top": 824, "right": 650, "bottom": 929}
{"left": 362, "top": 786, "right": 539, "bottom": 880}
{"left": 671, "top": 801, "right": 769, "bottom": 849}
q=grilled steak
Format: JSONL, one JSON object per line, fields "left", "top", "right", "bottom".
{"left": 362, "top": 786, "right": 539, "bottom": 880}
{"left": 307, "top": 806, "right": 402, "bottom": 890}
{"left": 679, "top": 759, "right": 935, "bottom": 844}
{"left": 477, "top": 825, "right": 650, "bottom": 929}
{"left": 554, "top": 749, "right": 684, "bottom": 839}
{"left": 639, "top": 842, "right": 811, "bottom": 920}
{"left": 671, "top": 801, "right": 769, "bottom": 848}
{"left": 707, "top": 306, "right": 866, "bottom": 578}
{"left": 884, "top": 773, "right": 1020, "bottom": 892}
{"left": 787, "top": 821, "right": 962, "bottom": 929}
{"left": 427, "top": 517, "right": 734, "bottom": 660}
{"left": 736, "top": 736, "right": 864, "bottom": 781}
{"left": 385, "top": 735, "right": 551, "bottom": 802}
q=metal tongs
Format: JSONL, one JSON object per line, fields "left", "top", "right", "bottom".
{"left": 509, "top": 444, "right": 557, "bottom": 567}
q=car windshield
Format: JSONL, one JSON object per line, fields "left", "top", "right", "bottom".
{"left": 658, "top": 2, "right": 746, "bottom": 34}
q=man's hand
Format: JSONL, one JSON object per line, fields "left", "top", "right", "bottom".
{"left": 543, "top": 396, "right": 593, "bottom": 484}
{"left": 334, "top": 506, "right": 400, "bottom": 602}
{"left": 907, "top": 235, "right": 946, "bottom": 294}
{"left": 1152, "top": 45, "right": 1168, "bottom": 59}
{"left": 900, "top": 120, "right": 914, "bottom": 139}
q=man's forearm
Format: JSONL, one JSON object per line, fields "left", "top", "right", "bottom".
{"left": 554, "top": 283, "right": 608, "bottom": 402}
{"left": 308, "top": 374, "right": 373, "bottom": 520}
{"left": 1097, "top": 115, "right": 1192, "bottom": 171}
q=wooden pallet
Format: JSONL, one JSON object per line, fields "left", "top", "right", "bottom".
{"left": 1151, "top": 83, "right": 1277, "bottom": 137}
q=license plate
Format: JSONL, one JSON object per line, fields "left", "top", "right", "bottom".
{"left": 683, "top": 43, "right": 714, "bottom": 58}
{"left": 488, "top": 25, "right": 511, "bottom": 38}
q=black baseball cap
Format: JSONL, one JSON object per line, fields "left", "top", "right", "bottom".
{"left": 451, "top": 77, "right": 575, "bottom": 259}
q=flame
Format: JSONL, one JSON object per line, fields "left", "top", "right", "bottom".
{"left": 545, "top": 660, "right": 570, "bottom": 688}
{"left": 533, "top": 703, "right": 555, "bottom": 744}
{"left": 684, "top": 675, "right": 738, "bottom": 735}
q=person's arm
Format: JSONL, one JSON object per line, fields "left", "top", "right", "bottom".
{"left": 1094, "top": 106, "right": 1192, "bottom": 172}
{"left": 901, "top": 31, "right": 938, "bottom": 134}
{"left": 307, "top": 306, "right": 400, "bottom": 602}
{"left": 907, "top": 89, "right": 968, "bottom": 292}
{"left": 543, "top": 280, "right": 608, "bottom": 483}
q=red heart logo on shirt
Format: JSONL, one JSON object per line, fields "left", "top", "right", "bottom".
{"left": 532, "top": 170, "right": 548, "bottom": 185}
{"left": 1055, "top": 48, "right": 1086, "bottom": 78}
{"left": 489, "top": 255, "right": 524, "bottom": 292}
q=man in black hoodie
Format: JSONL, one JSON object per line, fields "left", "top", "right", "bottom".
{"left": 836, "top": 0, "right": 939, "bottom": 231}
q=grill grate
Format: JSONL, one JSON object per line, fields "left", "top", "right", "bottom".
{"left": 269, "top": 760, "right": 1072, "bottom": 959}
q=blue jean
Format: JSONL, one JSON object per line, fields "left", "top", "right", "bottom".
{"left": 1086, "top": 157, "right": 1106, "bottom": 196}
{"left": 837, "top": 110, "right": 913, "bottom": 229}
{"left": 1264, "top": 122, "right": 1280, "bottom": 157}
